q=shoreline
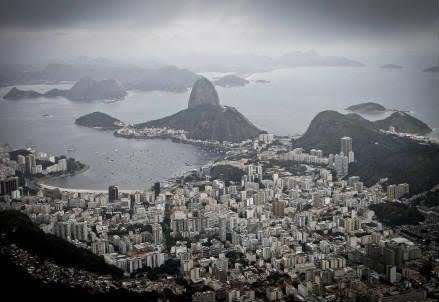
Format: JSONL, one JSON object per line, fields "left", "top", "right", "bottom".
{"left": 32, "top": 164, "right": 91, "bottom": 191}
{"left": 31, "top": 156, "right": 220, "bottom": 194}
{"left": 113, "top": 131, "right": 230, "bottom": 154}
{"left": 33, "top": 163, "right": 147, "bottom": 193}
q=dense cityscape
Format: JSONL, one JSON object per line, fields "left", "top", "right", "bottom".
{"left": 1, "top": 128, "right": 438, "bottom": 301}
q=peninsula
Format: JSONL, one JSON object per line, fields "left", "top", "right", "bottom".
{"left": 118, "top": 77, "right": 261, "bottom": 143}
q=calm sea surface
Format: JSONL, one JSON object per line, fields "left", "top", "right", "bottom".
{"left": 0, "top": 67, "right": 437, "bottom": 189}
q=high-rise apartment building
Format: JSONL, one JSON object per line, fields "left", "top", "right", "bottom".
{"left": 341, "top": 137, "right": 353, "bottom": 155}
{"left": 272, "top": 200, "right": 285, "bottom": 217}
{"left": 248, "top": 164, "right": 263, "bottom": 181}
{"left": 152, "top": 223, "right": 163, "bottom": 245}
{"left": 25, "top": 154, "right": 36, "bottom": 176}
{"left": 154, "top": 182, "right": 161, "bottom": 198}
{"left": 0, "top": 176, "right": 19, "bottom": 196}
{"left": 108, "top": 185, "right": 119, "bottom": 202}
{"left": 334, "top": 153, "right": 349, "bottom": 177}
{"left": 387, "top": 183, "right": 410, "bottom": 200}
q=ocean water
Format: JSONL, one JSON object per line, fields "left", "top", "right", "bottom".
{"left": 0, "top": 66, "right": 437, "bottom": 189}
{"left": 211, "top": 67, "right": 439, "bottom": 137}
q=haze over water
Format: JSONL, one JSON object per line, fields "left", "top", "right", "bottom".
{"left": 0, "top": 66, "right": 438, "bottom": 189}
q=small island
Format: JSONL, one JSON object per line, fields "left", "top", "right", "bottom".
{"left": 3, "top": 87, "right": 45, "bottom": 100}
{"left": 346, "top": 102, "right": 387, "bottom": 114}
{"left": 212, "top": 74, "right": 250, "bottom": 87}
{"left": 75, "top": 112, "right": 124, "bottom": 129}
{"left": 423, "top": 66, "right": 439, "bottom": 73}
{"left": 3, "top": 77, "right": 127, "bottom": 101}
{"left": 380, "top": 64, "right": 403, "bottom": 69}
{"left": 254, "top": 79, "right": 270, "bottom": 84}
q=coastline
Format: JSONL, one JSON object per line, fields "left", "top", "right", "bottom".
{"left": 113, "top": 131, "right": 230, "bottom": 154}
{"left": 32, "top": 163, "right": 90, "bottom": 191}
{"left": 31, "top": 156, "right": 220, "bottom": 194}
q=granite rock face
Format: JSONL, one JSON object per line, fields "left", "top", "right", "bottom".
{"left": 188, "top": 77, "right": 220, "bottom": 109}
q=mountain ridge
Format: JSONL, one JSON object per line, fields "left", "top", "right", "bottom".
{"left": 375, "top": 111, "right": 432, "bottom": 135}
{"left": 3, "top": 77, "right": 127, "bottom": 101}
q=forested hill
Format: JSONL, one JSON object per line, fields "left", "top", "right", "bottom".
{"left": 293, "top": 110, "right": 439, "bottom": 194}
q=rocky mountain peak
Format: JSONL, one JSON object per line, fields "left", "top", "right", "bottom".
{"left": 188, "top": 77, "right": 220, "bottom": 109}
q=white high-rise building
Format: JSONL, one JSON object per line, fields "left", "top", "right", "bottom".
{"left": 152, "top": 223, "right": 163, "bottom": 246}
{"left": 91, "top": 239, "right": 108, "bottom": 255}
{"left": 259, "top": 133, "right": 275, "bottom": 144}
{"left": 58, "top": 158, "right": 68, "bottom": 171}
{"left": 348, "top": 151, "right": 355, "bottom": 163}
{"left": 247, "top": 164, "right": 263, "bottom": 181}
{"left": 219, "top": 216, "right": 227, "bottom": 242}
{"left": 54, "top": 221, "right": 71, "bottom": 241}
{"left": 71, "top": 222, "right": 88, "bottom": 241}
{"left": 334, "top": 153, "right": 349, "bottom": 177}
{"left": 341, "top": 137, "right": 353, "bottom": 155}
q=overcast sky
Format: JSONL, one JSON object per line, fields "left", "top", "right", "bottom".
{"left": 0, "top": 0, "right": 438, "bottom": 66}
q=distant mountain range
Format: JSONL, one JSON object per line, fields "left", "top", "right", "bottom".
{"left": 124, "top": 65, "right": 199, "bottom": 93}
{"left": 3, "top": 78, "right": 127, "bottom": 101}
{"left": 254, "top": 79, "right": 270, "bottom": 84}
{"left": 0, "top": 51, "right": 364, "bottom": 86}
{"left": 381, "top": 64, "right": 403, "bottom": 69}
{"left": 183, "top": 50, "right": 364, "bottom": 73}
{"left": 213, "top": 75, "right": 250, "bottom": 87}
{"left": 424, "top": 66, "right": 439, "bottom": 72}
{"left": 346, "top": 102, "right": 387, "bottom": 113}
{"left": 3, "top": 87, "right": 44, "bottom": 100}
{"left": 293, "top": 110, "right": 437, "bottom": 193}
{"left": 276, "top": 51, "right": 364, "bottom": 68}
{"left": 137, "top": 77, "right": 261, "bottom": 142}
{"left": 0, "top": 63, "right": 200, "bottom": 93}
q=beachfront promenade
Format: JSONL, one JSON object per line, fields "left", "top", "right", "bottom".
{"left": 37, "top": 183, "right": 142, "bottom": 194}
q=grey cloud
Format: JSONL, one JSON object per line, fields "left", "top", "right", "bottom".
{"left": 0, "top": 0, "right": 437, "bottom": 64}
{"left": 0, "top": 0, "right": 436, "bottom": 34}
{"left": 0, "top": 0, "right": 186, "bottom": 29}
